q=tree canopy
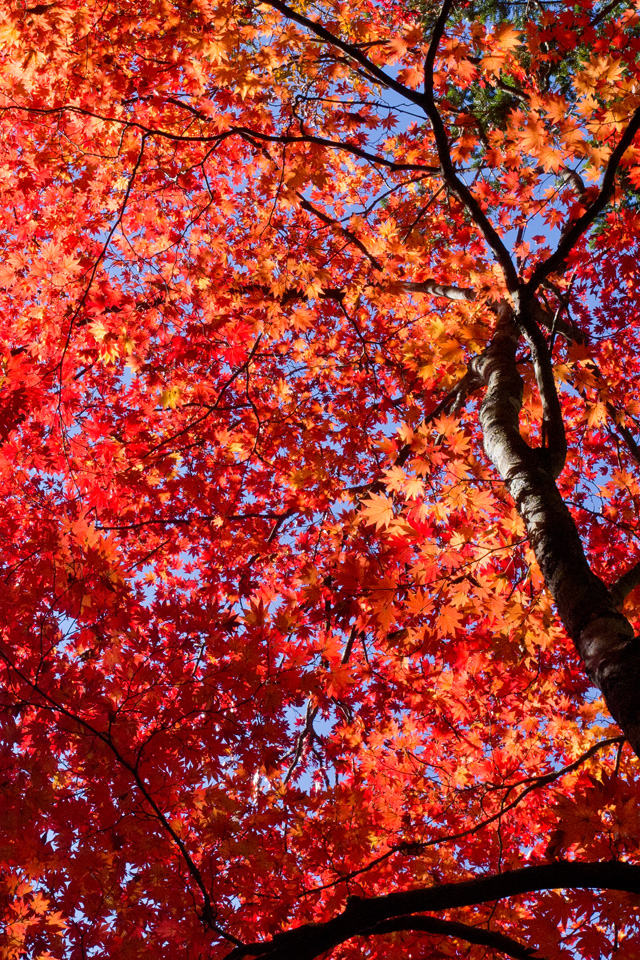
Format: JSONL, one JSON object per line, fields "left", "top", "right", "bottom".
{"left": 2, "top": 0, "right": 640, "bottom": 957}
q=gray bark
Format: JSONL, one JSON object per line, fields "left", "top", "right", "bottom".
{"left": 474, "top": 304, "right": 640, "bottom": 757}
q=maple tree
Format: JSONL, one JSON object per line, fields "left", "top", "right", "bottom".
{"left": 5, "top": 0, "right": 640, "bottom": 957}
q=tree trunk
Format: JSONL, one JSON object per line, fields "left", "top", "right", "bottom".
{"left": 476, "top": 305, "right": 640, "bottom": 757}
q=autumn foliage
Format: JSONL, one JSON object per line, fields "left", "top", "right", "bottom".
{"left": 3, "top": 0, "right": 640, "bottom": 957}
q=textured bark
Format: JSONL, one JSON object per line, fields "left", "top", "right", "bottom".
{"left": 611, "top": 558, "right": 640, "bottom": 609}
{"left": 408, "top": 0, "right": 640, "bottom": 757}
{"left": 397, "top": 279, "right": 475, "bottom": 301}
{"left": 475, "top": 306, "right": 640, "bottom": 757}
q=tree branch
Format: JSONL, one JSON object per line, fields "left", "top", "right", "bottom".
{"left": 235, "top": 127, "right": 437, "bottom": 173}
{"left": 287, "top": 735, "right": 621, "bottom": 899}
{"left": 395, "top": 279, "right": 475, "bottom": 301}
{"left": 297, "top": 195, "right": 383, "bottom": 270}
{"left": 475, "top": 307, "right": 640, "bottom": 757}
{"left": 516, "top": 297, "right": 567, "bottom": 477}
{"left": 5, "top": 104, "right": 436, "bottom": 173}
{"left": 226, "top": 860, "right": 640, "bottom": 960}
{"left": 421, "top": 0, "right": 519, "bottom": 292}
{"left": 363, "top": 915, "right": 541, "bottom": 960}
{"left": 260, "top": 0, "right": 427, "bottom": 109}
{"left": 282, "top": 700, "right": 319, "bottom": 785}
{"left": 527, "top": 105, "right": 640, "bottom": 291}
{"left": 610, "top": 558, "right": 640, "bottom": 609}
{"left": 0, "top": 647, "right": 242, "bottom": 946}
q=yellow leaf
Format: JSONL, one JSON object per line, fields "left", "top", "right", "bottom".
{"left": 437, "top": 604, "right": 463, "bottom": 636}
{"left": 160, "top": 385, "right": 182, "bottom": 408}
{"left": 397, "top": 64, "right": 425, "bottom": 90}
{"left": 586, "top": 400, "right": 607, "bottom": 428}
{"left": 492, "top": 22, "right": 522, "bottom": 52}
{"left": 385, "top": 36, "right": 408, "bottom": 61}
{"left": 404, "top": 477, "right": 425, "bottom": 500}
{"left": 360, "top": 493, "right": 394, "bottom": 531}
{"left": 382, "top": 465, "right": 407, "bottom": 493}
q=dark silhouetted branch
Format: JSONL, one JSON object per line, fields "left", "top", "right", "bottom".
{"left": 226, "top": 860, "right": 640, "bottom": 960}
{"left": 363, "top": 915, "right": 541, "bottom": 960}
{"left": 527, "top": 105, "right": 640, "bottom": 291}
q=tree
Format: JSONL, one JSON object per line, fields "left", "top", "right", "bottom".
{"left": 2, "top": 0, "right": 640, "bottom": 956}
